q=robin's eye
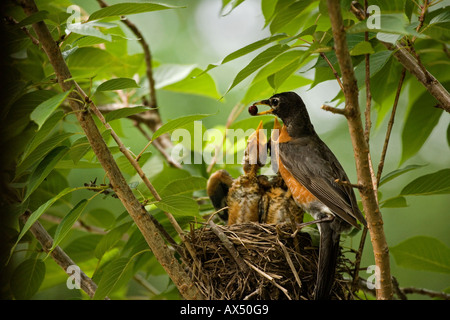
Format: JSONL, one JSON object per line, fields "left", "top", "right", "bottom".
{"left": 271, "top": 98, "right": 280, "bottom": 107}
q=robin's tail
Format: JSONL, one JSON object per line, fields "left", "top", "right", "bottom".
{"left": 313, "top": 222, "right": 341, "bottom": 300}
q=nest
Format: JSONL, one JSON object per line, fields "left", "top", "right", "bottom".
{"left": 183, "top": 222, "right": 355, "bottom": 300}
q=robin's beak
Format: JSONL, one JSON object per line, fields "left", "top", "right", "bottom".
{"left": 254, "top": 99, "right": 274, "bottom": 115}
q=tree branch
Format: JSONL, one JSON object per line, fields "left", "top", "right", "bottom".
{"left": 401, "top": 287, "right": 450, "bottom": 300}
{"left": 18, "top": 0, "right": 203, "bottom": 300}
{"left": 327, "top": 0, "right": 393, "bottom": 300}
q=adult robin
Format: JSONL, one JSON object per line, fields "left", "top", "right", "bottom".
{"left": 252, "top": 91, "right": 367, "bottom": 300}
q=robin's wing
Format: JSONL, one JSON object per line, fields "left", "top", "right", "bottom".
{"left": 279, "top": 136, "right": 367, "bottom": 228}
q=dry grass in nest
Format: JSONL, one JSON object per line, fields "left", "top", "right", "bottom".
{"left": 183, "top": 222, "right": 355, "bottom": 300}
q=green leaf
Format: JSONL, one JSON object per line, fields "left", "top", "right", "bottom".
{"left": 88, "top": 3, "right": 183, "bottom": 21}
{"left": 104, "top": 106, "right": 151, "bottom": 123}
{"left": 221, "top": 0, "right": 245, "bottom": 15}
{"left": 17, "top": 132, "right": 74, "bottom": 176}
{"left": 224, "top": 44, "right": 290, "bottom": 95}
{"left": 400, "top": 169, "right": 450, "bottom": 196}
{"left": 49, "top": 199, "right": 89, "bottom": 254}
{"left": 67, "top": 21, "right": 112, "bottom": 42}
{"left": 270, "top": 0, "right": 311, "bottom": 34}
{"left": 151, "top": 113, "right": 212, "bottom": 141}
{"left": 67, "top": 47, "right": 113, "bottom": 79}
{"left": 154, "top": 64, "right": 196, "bottom": 88}
{"left": 94, "top": 222, "right": 132, "bottom": 260}
{"left": 422, "top": 10, "right": 450, "bottom": 42}
{"left": 251, "top": 50, "right": 305, "bottom": 84}
{"left": 10, "top": 187, "right": 79, "bottom": 257}
{"left": 84, "top": 208, "right": 115, "bottom": 229}
{"left": 159, "top": 176, "right": 207, "bottom": 198}
{"left": 30, "top": 90, "right": 72, "bottom": 130}
{"left": 154, "top": 195, "right": 199, "bottom": 218}
{"left": 380, "top": 196, "right": 408, "bottom": 208}
{"left": 400, "top": 89, "right": 444, "bottom": 165}
{"left": 93, "top": 250, "right": 149, "bottom": 300}
{"left": 379, "top": 164, "right": 427, "bottom": 186}
{"left": 242, "top": 74, "right": 311, "bottom": 105}
{"left": 68, "top": 136, "right": 91, "bottom": 164}
{"left": 197, "top": 34, "right": 288, "bottom": 77}
{"left": 354, "top": 50, "right": 392, "bottom": 87}
{"left": 10, "top": 258, "right": 46, "bottom": 300}
{"left": 17, "top": 10, "right": 48, "bottom": 27}
{"left": 391, "top": 236, "right": 450, "bottom": 274}
{"left": 22, "top": 111, "right": 65, "bottom": 160}
{"left": 96, "top": 78, "right": 140, "bottom": 92}
{"left": 24, "top": 146, "right": 69, "bottom": 201}
{"left": 65, "top": 234, "right": 103, "bottom": 263}
{"left": 350, "top": 41, "right": 374, "bottom": 56}
{"left": 93, "top": 257, "right": 132, "bottom": 300}
{"left": 161, "top": 67, "right": 221, "bottom": 100}
{"left": 348, "top": 13, "right": 422, "bottom": 38}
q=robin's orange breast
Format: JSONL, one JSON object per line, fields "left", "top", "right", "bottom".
{"left": 278, "top": 159, "right": 317, "bottom": 206}
{"left": 276, "top": 126, "right": 317, "bottom": 207}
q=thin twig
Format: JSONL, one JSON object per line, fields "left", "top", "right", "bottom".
{"left": 335, "top": 179, "right": 363, "bottom": 189}
{"left": 401, "top": 287, "right": 450, "bottom": 300}
{"left": 320, "top": 52, "right": 344, "bottom": 92}
{"left": 412, "top": 0, "right": 430, "bottom": 43}
{"left": 244, "top": 260, "right": 292, "bottom": 300}
{"left": 363, "top": 0, "right": 372, "bottom": 144}
{"left": 351, "top": 227, "right": 368, "bottom": 291}
{"left": 277, "top": 239, "right": 302, "bottom": 289}
{"left": 392, "top": 276, "right": 408, "bottom": 300}
{"left": 321, "top": 104, "right": 348, "bottom": 116}
{"left": 376, "top": 68, "right": 407, "bottom": 186}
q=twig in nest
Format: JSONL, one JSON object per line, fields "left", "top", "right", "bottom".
{"left": 244, "top": 260, "right": 292, "bottom": 300}
{"left": 277, "top": 239, "right": 302, "bottom": 289}
{"left": 292, "top": 216, "right": 334, "bottom": 237}
{"left": 208, "top": 220, "right": 249, "bottom": 273}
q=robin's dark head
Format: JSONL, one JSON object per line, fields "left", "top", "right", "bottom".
{"left": 252, "top": 92, "right": 315, "bottom": 137}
